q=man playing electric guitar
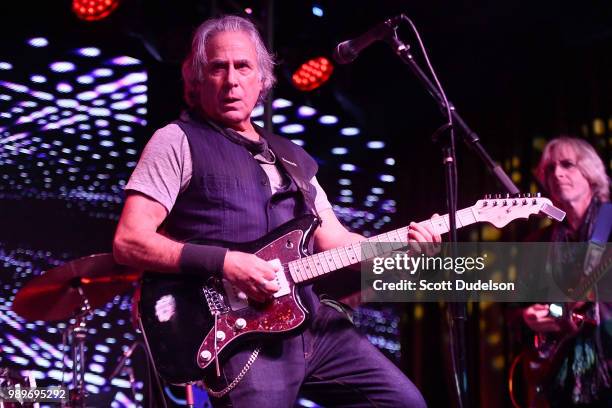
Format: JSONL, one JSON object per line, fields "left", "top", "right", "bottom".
{"left": 113, "top": 15, "right": 441, "bottom": 408}
{"left": 521, "top": 137, "right": 612, "bottom": 406}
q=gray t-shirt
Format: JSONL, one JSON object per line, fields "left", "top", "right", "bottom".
{"left": 126, "top": 123, "right": 333, "bottom": 215}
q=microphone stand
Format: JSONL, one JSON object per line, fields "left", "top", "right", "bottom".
{"left": 381, "top": 20, "right": 520, "bottom": 408}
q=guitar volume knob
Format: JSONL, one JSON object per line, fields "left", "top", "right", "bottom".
{"left": 216, "top": 331, "right": 226, "bottom": 341}
{"left": 234, "top": 318, "right": 247, "bottom": 330}
{"left": 200, "top": 350, "right": 212, "bottom": 361}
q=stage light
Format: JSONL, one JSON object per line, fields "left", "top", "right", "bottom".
{"left": 341, "top": 127, "right": 360, "bottom": 136}
{"left": 77, "top": 75, "right": 95, "bottom": 84}
{"left": 77, "top": 47, "right": 101, "bottom": 57}
{"left": 319, "top": 115, "right": 338, "bottom": 125}
{"left": 272, "top": 98, "right": 292, "bottom": 108}
{"left": 250, "top": 105, "right": 264, "bottom": 117}
{"left": 56, "top": 83, "right": 73, "bottom": 93}
{"left": 272, "top": 114, "right": 286, "bottom": 124}
{"left": 312, "top": 6, "right": 324, "bottom": 17}
{"left": 30, "top": 75, "right": 46, "bottom": 83}
{"left": 292, "top": 57, "right": 334, "bottom": 91}
{"left": 92, "top": 68, "right": 113, "bottom": 77}
{"left": 28, "top": 38, "right": 49, "bottom": 48}
{"left": 110, "top": 56, "right": 140, "bottom": 65}
{"left": 73, "top": 0, "right": 122, "bottom": 21}
{"left": 51, "top": 61, "right": 76, "bottom": 73}
{"left": 297, "top": 106, "right": 316, "bottom": 117}
{"left": 366, "top": 141, "right": 385, "bottom": 149}
{"left": 280, "top": 124, "right": 304, "bottom": 134}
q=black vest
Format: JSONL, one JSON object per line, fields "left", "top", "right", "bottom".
{"left": 163, "top": 115, "right": 319, "bottom": 246}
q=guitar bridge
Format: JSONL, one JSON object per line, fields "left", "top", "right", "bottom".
{"left": 202, "top": 285, "right": 229, "bottom": 314}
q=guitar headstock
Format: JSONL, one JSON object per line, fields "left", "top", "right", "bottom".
{"left": 473, "top": 193, "right": 566, "bottom": 228}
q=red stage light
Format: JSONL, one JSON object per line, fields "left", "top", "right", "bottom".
{"left": 292, "top": 57, "right": 334, "bottom": 91}
{"left": 73, "top": 0, "right": 121, "bottom": 21}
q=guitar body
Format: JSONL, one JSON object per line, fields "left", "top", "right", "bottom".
{"left": 509, "top": 304, "right": 595, "bottom": 408}
{"left": 512, "top": 341, "right": 566, "bottom": 408}
{"left": 137, "top": 195, "right": 563, "bottom": 385}
{"left": 139, "top": 215, "right": 318, "bottom": 384}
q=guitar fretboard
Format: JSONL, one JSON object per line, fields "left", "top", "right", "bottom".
{"left": 287, "top": 207, "right": 479, "bottom": 284}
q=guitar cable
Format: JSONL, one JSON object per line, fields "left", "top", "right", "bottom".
{"left": 507, "top": 351, "right": 526, "bottom": 408}
{"left": 137, "top": 316, "right": 168, "bottom": 408}
{"left": 214, "top": 311, "right": 221, "bottom": 378}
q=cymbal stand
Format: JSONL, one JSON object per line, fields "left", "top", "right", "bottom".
{"left": 65, "top": 285, "right": 93, "bottom": 408}
{"left": 109, "top": 341, "right": 141, "bottom": 404}
{"left": 124, "top": 367, "right": 139, "bottom": 406}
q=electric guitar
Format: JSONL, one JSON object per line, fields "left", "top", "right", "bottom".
{"left": 509, "top": 248, "right": 612, "bottom": 408}
{"left": 139, "top": 195, "right": 564, "bottom": 384}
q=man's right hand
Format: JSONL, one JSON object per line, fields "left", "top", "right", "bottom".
{"left": 523, "top": 304, "right": 562, "bottom": 333}
{"left": 222, "top": 251, "right": 280, "bottom": 303}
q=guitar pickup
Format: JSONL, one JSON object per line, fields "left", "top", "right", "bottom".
{"left": 268, "top": 259, "right": 291, "bottom": 298}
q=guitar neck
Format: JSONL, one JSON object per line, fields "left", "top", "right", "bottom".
{"left": 574, "top": 248, "right": 612, "bottom": 298}
{"left": 288, "top": 206, "right": 480, "bottom": 284}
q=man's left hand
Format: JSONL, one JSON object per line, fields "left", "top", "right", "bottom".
{"left": 407, "top": 214, "right": 442, "bottom": 256}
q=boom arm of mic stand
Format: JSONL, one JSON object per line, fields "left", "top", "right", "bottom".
{"left": 384, "top": 35, "right": 520, "bottom": 195}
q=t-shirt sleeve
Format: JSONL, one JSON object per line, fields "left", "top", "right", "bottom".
{"left": 310, "top": 176, "right": 333, "bottom": 214}
{"left": 125, "top": 124, "right": 192, "bottom": 213}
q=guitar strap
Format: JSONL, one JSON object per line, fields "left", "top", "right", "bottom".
{"left": 591, "top": 203, "right": 612, "bottom": 244}
{"left": 583, "top": 203, "right": 612, "bottom": 278}
{"left": 586, "top": 203, "right": 612, "bottom": 390}
{"left": 258, "top": 127, "right": 320, "bottom": 223}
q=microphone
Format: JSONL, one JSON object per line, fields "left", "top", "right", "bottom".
{"left": 333, "top": 15, "right": 403, "bottom": 64}
{"left": 109, "top": 342, "right": 139, "bottom": 380}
